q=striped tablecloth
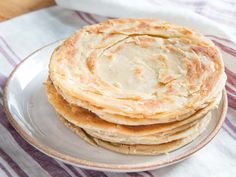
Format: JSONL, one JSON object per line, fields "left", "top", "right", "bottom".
{"left": 0, "top": 0, "right": 236, "bottom": 177}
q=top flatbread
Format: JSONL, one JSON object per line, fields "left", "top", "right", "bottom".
{"left": 49, "top": 18, "right": 226, "bottom": 120}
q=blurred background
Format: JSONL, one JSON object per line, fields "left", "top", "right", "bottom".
{"left": 0, "top": 0, "right": 55, "bottom": 21}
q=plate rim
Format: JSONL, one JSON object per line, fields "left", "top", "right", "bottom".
{"left": 3, "top": 41, "right": 228, "bottom": 172}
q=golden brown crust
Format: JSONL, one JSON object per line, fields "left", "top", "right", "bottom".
{"left": 58, "top": 113, "right": 211, "bottom": 155}
{"left": 83, "top": 113, "right": 211, "bottom": 145}
{"left": 46, "top": 80, "right": 220, "bottom": 136}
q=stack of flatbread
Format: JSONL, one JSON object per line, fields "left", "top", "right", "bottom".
{"left": 46, "top": 18, "right": 226, "bottom": 155}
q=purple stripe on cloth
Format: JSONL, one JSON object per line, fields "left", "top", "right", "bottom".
{"left": 226, "top": 67, "right": 236, "bottom": 76}
{"left": 0, "top": 111, "right": 73, "bottom": 177}
{"left": 143, "top": 171, "right": 155, "bottom": 177}
{"left": 0, "top": 103, "right": 3, "bottom": 111}
{"left": 0, "top": 36, "right": 20, "bottom": 61}
{"left": 0, "top": 162, "right": 14, "bottom": 177}
{"left": 228, "top": 91, "right": 236, "bottom": 101}
{"left": 225, "top": 118, "right": 236, "bottom": 134}
{"left": 225, "top": 67, "right": 236, "bottom": 80}
{"left": 206, "top": 35, "right": 235, "bottom": 44}
{"left": 0, "top": 45, "right": 17, "bottom": 66}
{"left": 223, "top": 126, "right": 236, "bottom": 141}
{"left": 64, "top": 164, "right": 83, "bottom": 177}
{"left": 228, "top": 94, "right": 236, "bottom": 110}
{"left": 85, "top": 13, "right": 99, "bottom": 24}
{"left": 81, "top": 169, "right": 108, "bottom": 177}
{"left": 226, "top": 72, "right": 236, "bottom": 87}
{"left": 75, "top": 11, "right": 92, "bottom": 25}
{"left": 226, "top": 71, "right": 236, "bottom": 83}
{"left": 127, "top": 172, "right": 144, "bottom": 177}
{"left": 0, "top": 73, "right": 7, "bottom": 89}
{"left": 0, "top": 147, "right": 28, "bottom": 177}
{"left": 82, "top": 13, "right": 95, "bottom": 24}
{"left": 226, "top": 84, "right": 236, "bottom": 95}
{"left": 212, "top": 40, "right": 236, "bottom": 57}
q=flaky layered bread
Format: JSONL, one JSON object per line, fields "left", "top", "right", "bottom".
{"left": 49, "top": 18, "right": 226, "bottom": 122}
{"left": 58, "top": 113, "right": 211, "bottom": 155}
{"left": 83, "top": 112, "right": 211, "bottom": 145}
{"left": 46, "top": 80, "right": 220, "bottom": 137}
{"left": 54, "top": 83, "right": 216, "bottom": 125}
{"left": 46, "top": 18, "right": 226, "bottom": 155}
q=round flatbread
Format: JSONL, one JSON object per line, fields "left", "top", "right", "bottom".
{"left": 49, "top": 18, "right": 226, "bottom": 122}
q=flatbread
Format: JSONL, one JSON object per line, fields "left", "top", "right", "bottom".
{"left": 46, "top": 80, "right": 220, "bottom": 136}
{"left": 49, "top": 18, "right": 226, "bottom": 122}
{"left": 46, "top": 18, "right": 226, "bottom": 155}
{"left": 83, "top": 112, "right": 211, "bottom": 145}
{"left": 58, "top": 113, "right": 211, "bottom": 155}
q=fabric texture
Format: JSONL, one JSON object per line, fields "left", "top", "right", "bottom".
{"left": 0, "top": 0, "right": 236, "bottom": 176}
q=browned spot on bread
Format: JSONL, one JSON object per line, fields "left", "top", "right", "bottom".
{"left": 53, "top": 66, "right": 67, "bottom": 78}
{"left": 122, "top": 27, "right": 138, "bottom": 33}
{"left": 184, "top": 56, "right": 205, "bottom": 93}
{"left": 181, "top": 28, "right": 193, "bottom": 35}
{"left": 192, "top": 57, "right": 203, "bottom": 77}
{"left": 155, "top": 83, "right": 163, "bottom": 89}
{"left": 87, "top": 52, "right": 97, "bottom": 72}
{"left": 101, "top": 33, "right": 118, "bottom": 41}
{"left": 154, "top": 25, "right": 168, "bottom": 30}
{"left": 134, "top": 67, "right": 142, "bottom": 76}
{"left": 62, "top": 34, "right": 79, "bottom": 58}
{"left": 143, "top": 99, "right": 161, "bottom": 111}
{"left": 180, "top": 38, "right": 192, "bottom": 44}
{"left": 166, "top": 46, "right": 186, "bottom": 56}
{"left": 64, "top": 31, "right": 82, "bottom": 46}
{"left": 191, "top": 46, "right": 220, "bottom": 63}
{"left": 138, "top": 21, "right": 148, "bottom": 28}
{"left": 64, "top": 35, "right": 76, "bottom": 47}
{"left": 201, "top": 62, "right": 211, "bottom": 73}
{"left": 97, "top": 24, "right": 111, "bottom": 32}
{"left": 78, "top": 73, "right": 87, "bottom": 83}
{"left": 111, "top": 45, "right": 124, "bottom": 53}
{"left": 65, "top": 47, "right": 77, "bottom": 57}
{"left": 160, "top": 75, "right": 176, "bottom": 84}
{"left": 158, "top": 54, "right": 168, "bottom": 62}
{"left": 139, "top": 36, "right": 156, "bottom": 43}
{"left": 189, "top": 85, "right": 198, "bottom": 93}
{"left": 86, "top": 26, "right": 99, "bottom": 33}
{"left": 133, "top": 36, "right": 156, "bottom": 48}
{"left": 201, "top": 74, "right": 217, "bottom": 95}
{"left": 185, "top": 58, "right": 195, "bottom": 82}
{"left": 105, "top": 53, "right": 113, "bottom": 61}
{"left": 167, "top": 84, "right": 176, "bottom": 94}
{"left": 165, "top": 39, "right": 177, "bottom": 45}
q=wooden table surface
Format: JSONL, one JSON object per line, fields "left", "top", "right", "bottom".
{"left": 0, "top": 0, "right": 55, "bottom": 22}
